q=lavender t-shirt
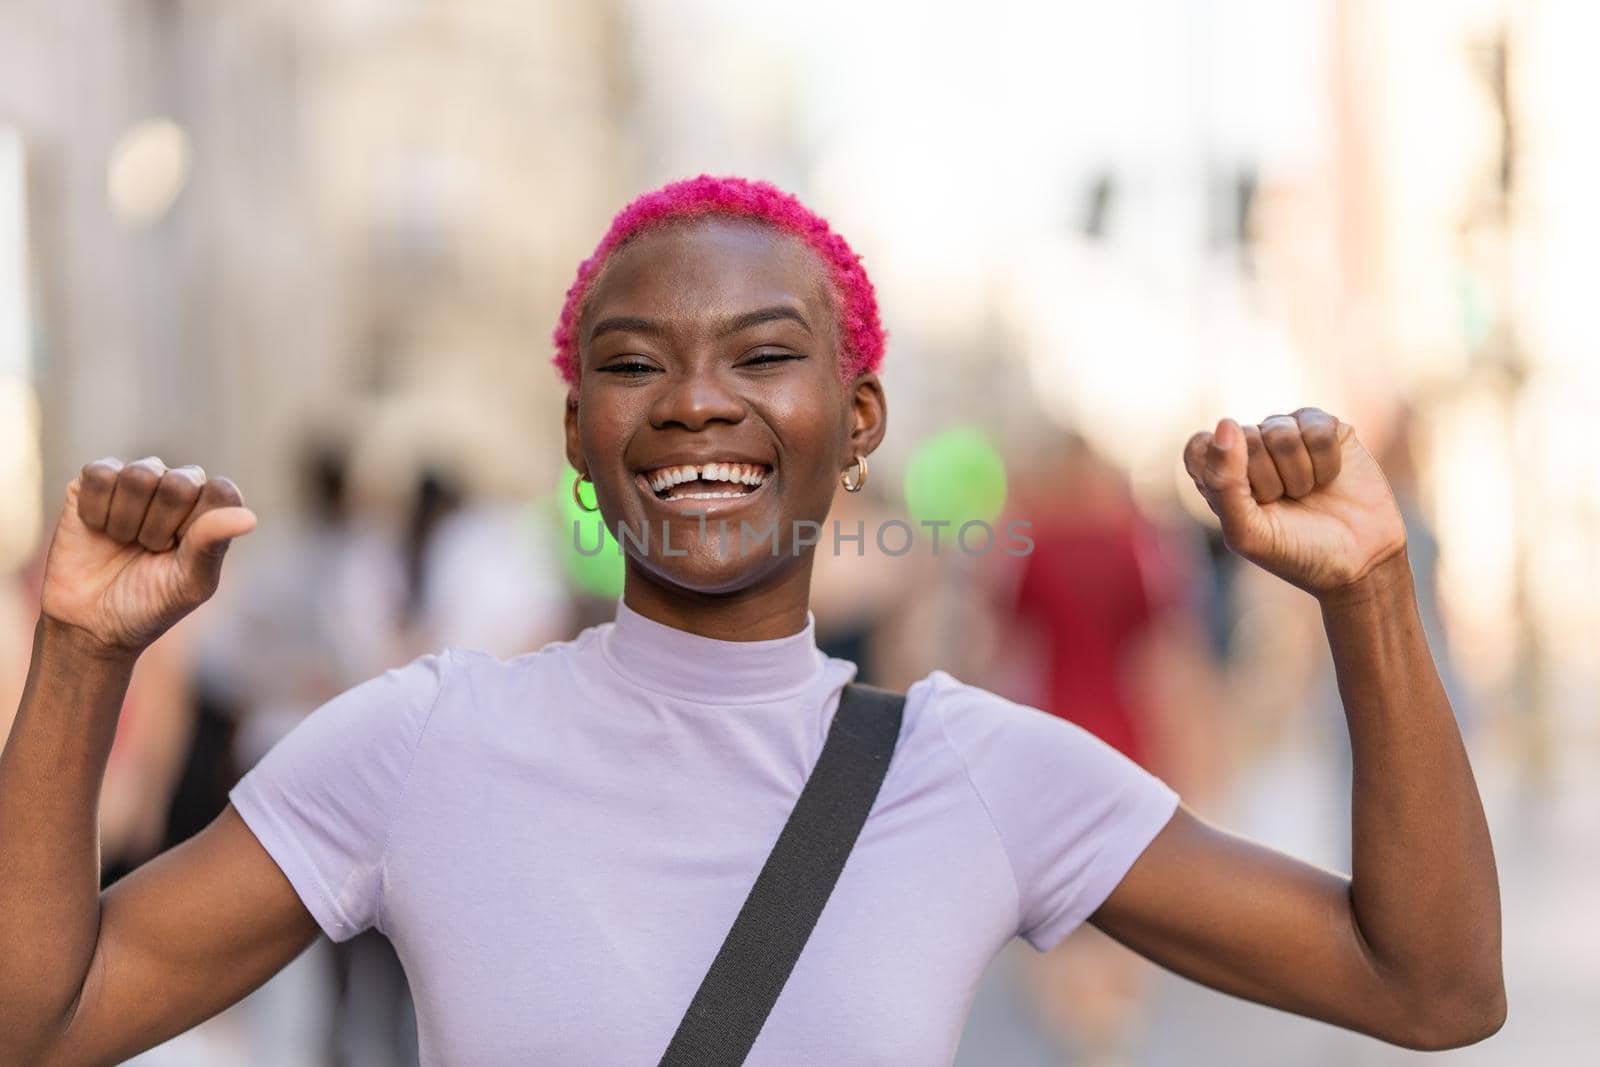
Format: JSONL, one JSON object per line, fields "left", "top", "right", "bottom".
{"left": 230, "top": 601, "right": 1178, "bottom": 1065}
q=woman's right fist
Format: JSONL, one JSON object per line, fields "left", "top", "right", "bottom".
{"left": 40, "top": 457, "right": 258, "bottom": 657}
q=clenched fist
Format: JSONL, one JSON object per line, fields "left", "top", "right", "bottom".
{"left": 40, "top": 457, "right": 258, "bottom": 657}
{"left": 1183, "top": 408, "right": 1407, "bottom": 596}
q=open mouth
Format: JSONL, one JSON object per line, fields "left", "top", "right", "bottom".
{"left": 640, "top": 461, "right": 772, "bottom": 502}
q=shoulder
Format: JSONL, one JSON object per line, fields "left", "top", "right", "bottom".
{"left": 903, "top": 668, "right": 1178, "bottom": 862}
{"left": 439, "top": 623, "right": 605, "bottom": 703}
{"left": 904, "top": 671, "right": 1179, "bottom": 951}
{"left": 906, "top": 669, "right": 1109, "bottom": 761}
{"left": 908, "top": 668, "right": 1184, "bottom": 799}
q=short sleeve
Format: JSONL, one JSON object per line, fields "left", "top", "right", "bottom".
{"left": 924, "top": 671, "right": 1179, "bottom": 952}
{"left": 229, "top": 652, "right": 450, "bottom": 942}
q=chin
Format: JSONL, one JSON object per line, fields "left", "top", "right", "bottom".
{"left": 625, "top": 539, "right": 801, "bottom": 598}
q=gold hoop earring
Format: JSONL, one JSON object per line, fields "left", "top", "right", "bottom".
{"left": 572, "top": 473, "right": 599, "bottom": 513}
{"left": 840, "top": 455, "right": 868, "bottom": 493}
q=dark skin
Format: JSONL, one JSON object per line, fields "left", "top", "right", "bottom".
{"left": 565, "top": 220, "right": 887, "bottom": 639}
{"left": 0, "top": 219, "right": 1503, "bottom": 1063}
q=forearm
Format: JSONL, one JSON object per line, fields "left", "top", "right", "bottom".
{"left": 0, "top": 617, "right": 135, "bottom": 1050}
{"left": 1321, "top": 551, "right": 1504, "bottom": 1030}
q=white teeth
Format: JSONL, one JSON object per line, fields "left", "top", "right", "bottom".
{"left": 643, "top": 461, "right": 771, "bottom": 496}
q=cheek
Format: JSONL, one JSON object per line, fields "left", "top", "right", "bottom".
{"left": 764, "top": 404, "right": 849, "bottom": 505}
{"left": 577, "top": 390, "right": 639, "bottom": 465}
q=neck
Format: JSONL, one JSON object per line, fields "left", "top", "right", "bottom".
{"left": 621, "top": 554, "right": 816, "bottom": 641}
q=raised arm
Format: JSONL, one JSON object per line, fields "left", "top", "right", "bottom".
{"left": 1090, "top": 410, "right": 1504, "bottom": 1050}
{"left": 0, "top": 459, "right": 317, "bottom": 1065}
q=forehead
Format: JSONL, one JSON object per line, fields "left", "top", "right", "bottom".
{"left": 581, "top": 218, "right": 834, "bottom": 339}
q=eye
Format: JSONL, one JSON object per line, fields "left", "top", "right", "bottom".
{"left": 597, "top": 358, "right": 660, "bottom": 377}
{"left": 741, "top": 350, "right": 803, "bottom": 368}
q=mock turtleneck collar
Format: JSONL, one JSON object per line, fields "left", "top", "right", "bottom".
{"left": 599, "top": 599, "right": 826, "bottom": 704}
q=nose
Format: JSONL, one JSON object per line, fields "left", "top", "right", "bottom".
{"left": 648, "top": 365, "right": 746, "bottom": 432}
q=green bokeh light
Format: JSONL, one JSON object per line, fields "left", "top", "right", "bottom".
{"left": 556, "top": 466, "right": 625, "bottom": 599}
{"left": 902, "top": 426, "right": 1008, "bottom": 526}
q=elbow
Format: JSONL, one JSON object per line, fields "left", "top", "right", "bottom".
{"left": 1385, "top": 976, "right": 1508, "bottom": 1051}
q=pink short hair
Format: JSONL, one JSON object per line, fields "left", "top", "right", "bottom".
{"left": 552, "top": 175, "right": 886, "bottom": 385}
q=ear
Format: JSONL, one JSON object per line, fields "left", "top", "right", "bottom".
{"left": 563, "top": 388, "right": 586, "bottom": 476}
{"left": 845, "top": 372, "right": 887, "bottom": 464}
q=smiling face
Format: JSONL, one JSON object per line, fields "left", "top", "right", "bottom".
{"left": 564, "top": 217, "right": 886, "bottom": 602}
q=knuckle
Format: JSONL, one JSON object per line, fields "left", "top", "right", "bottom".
{"left": 121, "top": 465, "right": 160, "bottom": 491}
{"left": 1261, "top": 425, "right": 1302, "bottom": 450}
{"left": 156, "top": 472, "right": 197, "bottom": 501}
{"left": 1301, "top": 417, "right": 1336, "bottom": 441}
{"left": 208, "top": 476, "right": 244, "bottom": 506}
{"left": 1261, "top": 429, "right": 1295, "bottom": 453}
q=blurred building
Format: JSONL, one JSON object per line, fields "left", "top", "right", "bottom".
{"left": 0, "top": 0, "right": 629, "bottom": 528}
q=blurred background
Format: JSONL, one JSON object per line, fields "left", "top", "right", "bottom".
{"left": 1, "top": 0, "right": 1596, "bottom": 1064}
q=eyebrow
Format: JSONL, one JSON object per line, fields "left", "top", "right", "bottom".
{"left": 588, "top": 305, "right": 814, "bottom": 345}
{"left": 588, "top": 315, "right": 668, "bottom": 343}
{"left": 717, "top": 305, "right": 813, "bottom": 338}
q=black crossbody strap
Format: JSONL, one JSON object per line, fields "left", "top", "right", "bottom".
{"left": 657, "top": 682, "right": 905, "bottom": 1067}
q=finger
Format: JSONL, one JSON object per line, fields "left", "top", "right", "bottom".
{"left": 77, "top": 457, "right": 124, "bottom": 530}
{"left": 176, "top": 486, "right": 256, "bottom": 593}
{"left": 1201, "top": 418, "right": 1258, "bottom": 531}
{"left": 1260, "top": 415, "right": 1316, "bottom": 498}
{"left": 137, "top": 465, "right": 206, "bottom": 551}
{"left": 176, "top": 475, "right": 245, "bottom": 542}
{"left": 176, "top": 506, "right": 257, "bottom": 596}
{"left": 1182, "top": 431, "right": 1212, "bottom": 487}
{"left": 1293, "top": 407, "right": 1342, "bottom": 485}
{"left": 1242, "top": 424, "right": 1285, "bottom": 503}
{"left": 104, "top": 457, "right": 167, "bottom": 542}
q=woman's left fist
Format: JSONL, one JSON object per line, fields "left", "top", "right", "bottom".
{"left": 1183, "top": 408, "right": 1407, "bottom": 597}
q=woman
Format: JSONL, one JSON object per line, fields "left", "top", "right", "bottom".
{"left": 0, "top": 176, "right": 1503, "bottom": 1064}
